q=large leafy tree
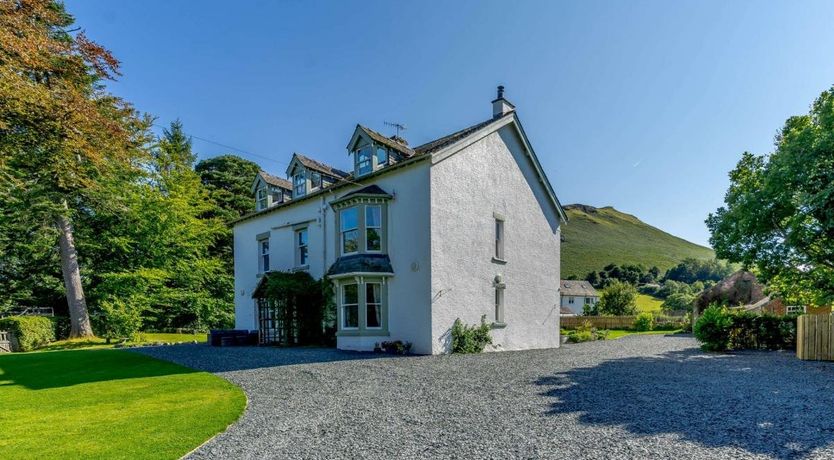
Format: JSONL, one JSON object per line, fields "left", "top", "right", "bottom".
{"left": 707, "top": 87, "right": 834, "bottom": 305}
{"left": 0, "top": 0, "right": 150, "bottom": 336}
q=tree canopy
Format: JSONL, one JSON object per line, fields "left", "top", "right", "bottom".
{"left": 707, "top": 87, "right": 834, "bottom": 305}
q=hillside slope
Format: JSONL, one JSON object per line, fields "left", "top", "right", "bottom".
{"left": 561, "top": 204, "right": 714, "bottom": 279}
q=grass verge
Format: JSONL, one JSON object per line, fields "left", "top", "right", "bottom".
{"left": 37, "top": 332, "right": 207, "bottom": 352}
{"left": 0, "top": 348, "right": 245, "bottom": 459}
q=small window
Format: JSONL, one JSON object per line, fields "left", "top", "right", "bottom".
{"left": 365, "top": 205, "right": 382, "bottom": 251}
{"left": 256, "top": 186, "right": 268, "bottom": 210}
{"left": 340, "top": 207, "right": 359, "bottom": 254}
{"left": 495, "top": 285, "right": 505, "bottom": 323}
{"left": 366, "top": 283, "right": 382, "bottom": 328}
{"left": 293, "top": 173, "right": 306, "bottom": 197}
{"left": 310, "top": 172, "right": 322, "bottom": 190}
{"left": 356, "top": 146, "right": 372, "bottom": 176}
{"left": 296, "top": 228, "right": 308, "bottom": 267}
{"left": 568, "top": 297, "right": 574, "bottom": 304}
{"left": 342, "top": 284, "right": 359, "bottom": 329}
{"left": 376, "top": 147, "right": 388, "bottom": 167}
{"left": 495, "top": 218, "right": 505, "bottom": 260}
{"left": 259, "top": 238, "right": 270, "bottom": 273}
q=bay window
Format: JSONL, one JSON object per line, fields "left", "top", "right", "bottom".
{"left": 366, "top": 283, "right": 382, "bottom": 328}
{"left": 340, "top": 207, "right": 359, "bottom": 254}
{"left": 365, "top": 205, "right": 382, "bottom": 251}
{"left": 342, "top": 283, "right": 359, "bottom": 329}
{"left": 336, "top": 278, "right": 388, "bottom": 335}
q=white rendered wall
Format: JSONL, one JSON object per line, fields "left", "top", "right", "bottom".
{"left": 429, "top": 125, "right": 562, "bottom": 354}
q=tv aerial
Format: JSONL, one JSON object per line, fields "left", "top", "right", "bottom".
{"left": 384, "top": 121, "right": 407, "bottom": 137}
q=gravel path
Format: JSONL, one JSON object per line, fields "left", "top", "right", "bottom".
{"left": 136, "top": 335, "right": 834, "bottom": 459}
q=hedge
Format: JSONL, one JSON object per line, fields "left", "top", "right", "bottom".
{"left": 694, "top": 305, "right": 797, "bottom": 352}
{"left": 0, "top": 316, "right": 56, "bottom": 351}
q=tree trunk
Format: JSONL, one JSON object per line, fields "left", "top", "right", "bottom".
{"left": 56, "top": 210, "right": 94, "bottom": 338}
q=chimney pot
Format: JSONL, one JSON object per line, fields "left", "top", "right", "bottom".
{"left": 492, "top": 85, "right": 514, "bottom": 118}
{"left": 497, "top": 85, "right": 505, "bottom": 99}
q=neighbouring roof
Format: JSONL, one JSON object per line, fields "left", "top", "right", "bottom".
{"left": 292, "top": 152, "right": 350, "bottom": 179}
{"left": 258, "top": 171, "right": 292, "bottom": 190}
{"left": 560, "top": 306, "right": 577, "bottom": 315}
{"left": 327, "top": 254, "right": 394, "bottom": 277}
{"left": 357, "top": 125, "right": 415, "bottom": 158}
{"left": 560, "top": 280, "right": 598, "bottom": 297}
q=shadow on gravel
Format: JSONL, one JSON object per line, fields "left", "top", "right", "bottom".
{"left": 134, "top": 344, "right": 395, "bottom": 374}
{"left": 536, "top": 348, "right": 834, "bottom": 459}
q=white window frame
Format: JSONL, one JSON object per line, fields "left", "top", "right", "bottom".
{"left": 365, "top": 205, "right": 382, "bottom": 252}
{"left": 340, "top": 206, "right": 359, "bottom": 255}
{"left": 256, "top": 186, "right": 268, "bottom": 210}
{"left": 258, "top": 238, "right": 270, "bottom": 273}
{"left": 365, "top": 282, "right": 383, "bottom": 329}
{"left": 293, "top": 173, "right": 306, "bottom": 197}
{"left": 341, "top": 283, "right": 359, "bottom": 330}
{"left": 355, "top": 145, "right": 373, "bottom": 176}
{"left": 786, "top": 305, "right": 806, "bottom": 315}
{"left": 296, "top": 228, "right": 308, "bottom": 267}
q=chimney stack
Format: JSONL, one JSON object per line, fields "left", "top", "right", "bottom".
{"left": 492, "top": 85, "right": 515, "bottom": 118}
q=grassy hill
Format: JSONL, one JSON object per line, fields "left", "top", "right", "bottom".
{"left": 561, "top": 204, "right": 714, "bottom": 279}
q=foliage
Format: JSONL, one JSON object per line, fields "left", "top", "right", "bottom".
{"left": 50, "top": 316, "right": 71, "bottom": 340}
{"left": 561, "top": 204, "right": 714, "bottom": 279}
{"left": 662, "top": 292, "right": 696, "bottom": 313}
{"left": 0, "top": 316, "right": 56, "bottom": 351}
{"left": 663, "top": 258, "right": 733, "bottom": 284}
{"left": 92, "top": 298, "right": 143, "bottom": 343}
{"left": 633, "top": 312, "right": 655, "bottom": 331}
{"left": 567, "top": 320, "right": 608, "bottom": 343}
{"left": 0, "top": 349, "right": 245, "bottom": 459}
{"left": 260, "top": 271, "right": 330, "bottom": 345}
{"left": 378, "top": 340, "right": 412, "bottom": 355}
{"left": 707, "top": 87, "right": 834, "bottom": 305}
{"left": 597, "top": 281, "right": 638, "bottom": 316}
{"left": 693, "top": 305, "right": 797, "bottom": 352}
{"left": 450, "top": 316, "right": 493, "bottom": 353}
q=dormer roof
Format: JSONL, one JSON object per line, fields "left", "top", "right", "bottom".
{"left": 286, "top": 152, "right": 350, "bottom": 179}
{"left": 347, "top": 125, "right": 415, "bottom": 158}
{"left": 251, "top": 170, "right": 292, "bottom": 194}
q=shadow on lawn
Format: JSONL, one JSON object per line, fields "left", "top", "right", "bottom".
{"left": 536, "top": 347, "right": 834, "bottom": 459}
{"left": 133, "top": 343, "right": 397, "bottom": 374}
{"left": 0, "top": 348, "right": 197, "bottom": 390}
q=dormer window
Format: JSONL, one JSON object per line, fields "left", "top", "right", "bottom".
{"left": 311, "top": 171, "right": 322, "bottom": 190}
{"left": 356, "top": 145, "right": 373, "bottom": 176}
{"left": 293, "top": 173, "right": 306, "bottom": 197}
{"left": 256, "top": 186, "right": 268, "bottom": 210}
{"left": 376, "top": 147, "right": 388, "bottom": 167}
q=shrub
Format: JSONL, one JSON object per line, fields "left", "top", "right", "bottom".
{"left": 93, "top": 298, "right": 143, "bottom": 344}
{"left": 567, "top": 320, "right": 608, "bottom": 343}
{"left": 662, "top": 292, "right": 695, "bottom": 313}
{"left": 0, "top": 316, "right": 56, "bottom": 351}
{"left": 50, "top": 316, "right": 71, "bottom": 340}
{"left": 633, "top": 312, "right": 655, "bottom": 331}
{"left": 693, "top": 305, "right": 733, "bottom": 351}
{"left": 378, "top": 340, "right": 412, "bottom": 355}
{"left": 598, "top": 281, "right": 638, "bottom": 316}
{"left": 451, "top": 316, "right": 493, "bottom": 353}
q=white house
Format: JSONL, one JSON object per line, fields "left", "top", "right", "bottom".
{"left": 233, "top": 87, "right": 567, "bottom": 354}
{"left": 559, "top": 280, "right": 599, "bottom": 315}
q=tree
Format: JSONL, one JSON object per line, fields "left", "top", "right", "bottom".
{"left": 664, "top": 258, "right": 733, "bottom": 284}
{"left": 0, "top": 0, "right": 150, "bottom": 337}
{"left": 598, "top": 280, "right": 638, "bottom": 316}
{"left": 707, "top": 87, "right": 834, "bottom": 305}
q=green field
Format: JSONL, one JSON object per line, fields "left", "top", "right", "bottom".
{"left": 561, "top": 204, "right": 714, "bottom": 278}
{"left": 37, "top": 332, "right": 207, "bottom": 352}
{"left": 0, "top": 348, "right": 245, "bottom": 459}
{"left": 636, "top": 294, "right": 664, "bottom": 312}
{"left": 606, "top": 329, "right": 682, "bottom": 339}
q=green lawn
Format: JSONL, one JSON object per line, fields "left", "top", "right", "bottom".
{"left": 605, "top": 329, "right": 682, "bottom": 339}
{"left": 636, "top": 294, "right": 664, "bottom": 313}
{"left": 0, "top": 348, "right": 245, "bottom": 459}
{"left": 37, "top": 332, "right": 207, "bottom": 352}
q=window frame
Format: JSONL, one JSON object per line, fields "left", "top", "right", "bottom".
{"left": 256, "top": 186, "right": 268, "bottom": 210}
{"left": 365, "top": 205, "right": 382, "bottom": 252}
{"left": 495, "top": 217, "right": 505, "bottom": 260}
{"left": 258, "top": 237, "right": 270, "bottom": 273}
{"left": 295, "top": 227, "right": 309, "bottom": 268}
{"left": 355, "top": 145, "right": 373, "bottom": 176}
{"left": 365, "top": 282, "right": 383, "bottom": 329}
{"left": 293, "top": 172, "right": 306, "bottom": 198}
{"left": 340, "top": 206, "right": 360, "bottom": 255}
{"left": 341, "top": 283, "right": 359, "bottom": 330}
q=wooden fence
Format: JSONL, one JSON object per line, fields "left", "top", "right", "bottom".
{"left": 0, "top": 331, "right": 10, "bottom": 353}
{"left": 561, "top": 315, "right": 685, "bottom": 330}
{"left": 797, "top": 314, "right": 834, "bottom": 361}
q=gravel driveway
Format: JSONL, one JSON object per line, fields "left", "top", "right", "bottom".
{"left": 136, "top": 335, "right": 834, "bottom": 459}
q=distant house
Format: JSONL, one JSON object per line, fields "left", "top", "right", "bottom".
{"left": 560, "top": 280, "right": 598, "bottom": 315}
{"left": 743, "top": 296, "right": 831, "bottom": 316}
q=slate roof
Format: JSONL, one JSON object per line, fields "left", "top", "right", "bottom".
{"left": 560, "top": 280, "right": 598, "bottom": 297}
{"left": 413, "top": 113, "right": 510, "bottom": 155}
{"left": 338, "top": 184, "right": 392, "bottom": 200}
{"left": 327, "top": 254, "right": 394, "bottom": 277}
{"left": 258, "top": 171, "right": 292, "bottom": 190}
{"left": 293, "top": 153, "right": 350, "bottom": 179}
{"left": 357, "top": 125, "right": 415, "bottom": 158}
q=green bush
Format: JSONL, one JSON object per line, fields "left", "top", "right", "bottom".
{"left": 50, "top": 316, "right": 71, "bottom": 340}
{"left": 567, "top": 320, "right": 608, "bottom": 343}
{"left": 451, "top": 316, "right": 493, "bottom": 353}
{"left": 633, "top": 312, "right": 655, "bottom": 331}
{"left": 694, "top": 305, "right": 797, "bottom": 352}
{"left": 0, "top": 316, "right": 56, "bottom": 351}
{"left": 93, "top": 298, "right": 143, "bottom": 344}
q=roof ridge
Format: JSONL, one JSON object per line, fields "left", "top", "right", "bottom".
{"left": 412, "top": 113, "right": 509, "bottom": 155}
{"left": 292, "top": 152, "right": 350, "bottom": 178}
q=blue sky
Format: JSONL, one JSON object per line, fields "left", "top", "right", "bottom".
{"left": 67, "top": 0, "right": 834, "bottom": 246}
